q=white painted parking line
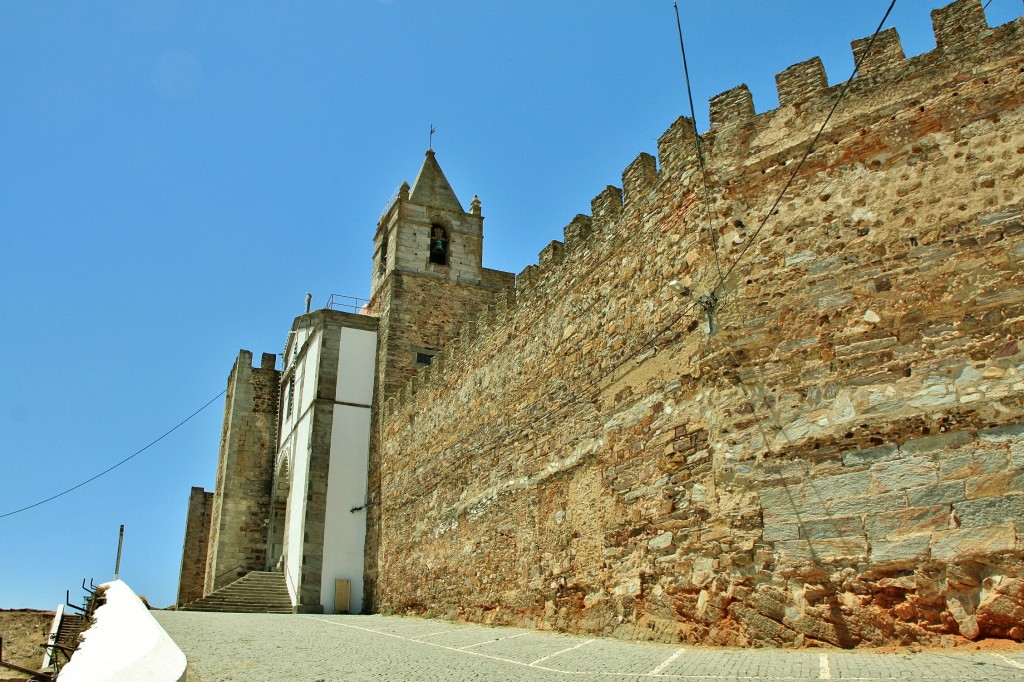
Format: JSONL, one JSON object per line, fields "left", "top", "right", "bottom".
{"left": 990, "top": 652, "right": 1024, "bottom": 670}
{"left": 458, "top": 631, "right": 529, "bottom": 650}
{"left": 529, "top": 638, "right": 595, "bottom": 667}
{"left": 411, "top": 629, "right": 461, "bottom": 639}
{"left": 818, "top": 653, "right": 831, "bottom": 679}
{"left": 411, "top": 625, "right": 483, "bottom": 640}
{"left": 300, "top": 616, "right": 1019, "bottom": 680}
{"left": 649, "top": 648, "right": 685, "bottom": 675}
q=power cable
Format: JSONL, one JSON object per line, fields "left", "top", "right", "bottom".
{"left": 674, "top": 1, "right": 723, "bottom": 284}
{"left": 0, "top": 389, "right": 227, "bottom": 519}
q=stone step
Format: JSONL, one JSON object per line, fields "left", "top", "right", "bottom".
{"left": 179, "top": 570, "right": 293, "bottom": 614}
{"left": 189, "top": 593, "right": 291, "bottom": 602}
{"left": 184, "top": 605, "right": 292, "bottom": 614}
{"left": 197, "top": 595, "right": 289, "bottom": 602}
{"left": 192, "top": 593, "right": 290, "bottom": 602}
{"left": 209, "top": 586, "right": 287, "bottom": 594}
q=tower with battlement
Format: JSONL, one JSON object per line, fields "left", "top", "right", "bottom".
{"left": 201, "top": 350, "right": 280, "bottom": 597}
{"left": 367, "top": 149, "right": 515, "bottom": 404}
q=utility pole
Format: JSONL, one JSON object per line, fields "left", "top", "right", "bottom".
{"left": 114, "top": 524, "right": 124, "bottom": 580}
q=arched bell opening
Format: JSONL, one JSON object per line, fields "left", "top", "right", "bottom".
{"left": 428, "top": 223, "right": 449, "bottom": 265}
{"left": 378, "top": 234, "right": 388, "bottom": 274}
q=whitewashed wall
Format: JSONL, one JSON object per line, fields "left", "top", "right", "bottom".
{"left": 320, "top": 327, "right": 376, "bottom": 613}
{"left": 278, "top": 327, "right": 321, "bottom": 604}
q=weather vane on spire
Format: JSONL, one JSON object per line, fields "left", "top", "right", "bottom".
{"left": 429, "top": 124, "right": 436, "bottom": 150}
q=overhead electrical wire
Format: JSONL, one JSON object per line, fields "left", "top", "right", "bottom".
{"left": 711, "top": 0, "right": 898, "bottom": 302}
{"left": 0, "top": 389, "right": 227, "bottom": 519}
{"left": 674, "top": 0, "right": 723, "bottom": 283}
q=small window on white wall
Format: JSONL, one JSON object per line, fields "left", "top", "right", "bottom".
{"left": 286, "top": 376, "right": 295, "bottom": 418}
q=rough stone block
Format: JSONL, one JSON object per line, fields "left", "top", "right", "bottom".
{"left": 842, "top": 445, "right": 898, "bottom": 467}
{"left": 953, "top": 494, "right": 1024, "bottom": 528}
{"left": 763, "top": 523, "right": 799, "bottom": 542}
{"left": 648, "top": 531, "right": 674, "bottom": 552}
{"left": 777, "top": 538, "right": 867, "bottom": 562}
{"left": 834, "top": 336, "right": 897, "bottom": 358}
{"left": 931, "top": 524, "right": 1015, "bottom": 561}
{"left": 805, "top": 470, "right": 871, "bottom": 501}
{"left": 871, "top": 456, "right": 937, "bottom": 492}
{"left": 760, "top": 487, "right": 827, "bottom": 522}
{"left": 827, "top": 491, "right": 906, "bottom": 517}
{"left": 865, "top": 505, "right": 947, "bottom": 540}
{"left": 907, "top": 480, "right": 966, "bottom": 508}
{"left": 900, "top": 431, "right": 974, "bottom": 457}
{"left": 870, "top": 535, "right": 931, "bottom": 565}
{"left": 801, "top": 516, "right": 863, "bottom": 540}
{"left": 939, "top": 447, "right": 1009, "bottom": 480}
{"left": 964, "top": 470, "right": 1024, "bottom": 499}
{"left": 978, "top": 423, "right": 1024, "bottom": 443}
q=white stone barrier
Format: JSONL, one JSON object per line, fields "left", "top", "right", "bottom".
{"left": 58, "top": 580, "right": 186, "bottom": 682}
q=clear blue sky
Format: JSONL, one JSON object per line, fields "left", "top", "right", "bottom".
{"left": 2, "top": 1, "right": 1021, "bottom": 611}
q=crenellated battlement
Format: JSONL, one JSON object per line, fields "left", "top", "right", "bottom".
{"left": 775, "top": 57, "right": 828, "bottom": 107}
{"left": 562, "top": 214, "right": 593, "bottom": 248}
{"left": 933, "top": 0, "right": 991, "bottom": 51}
{"left": 383, "top": 0, "right": 1024, "bottom": 421}
{"left": 656, "top": 116, "right": 700, "bottom": 175}
{"left": 852, "top": 28, "right": 905, "bottom": 76}
{"left": 622, "top": 153, "right": 657, "bottom": 203}
{"left": 590, "top": 186, "right": 623, "bottom": 231}
{"left": 538, "top": 240, "right": 565, "bottom": 268}
{"left": 709, "top": 85, "right": 754, "bottom": 129}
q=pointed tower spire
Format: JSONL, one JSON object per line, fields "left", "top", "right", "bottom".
{"left": 408, "top": 149, "right": 464, "bottom": 213}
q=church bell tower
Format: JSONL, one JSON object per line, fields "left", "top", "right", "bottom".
{"left": 367, "top": 149, "right": 513, "bottom": 403}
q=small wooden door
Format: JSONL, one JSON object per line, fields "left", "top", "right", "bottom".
{"left": 334, "top": 579, "right": 351, "bottom": 614}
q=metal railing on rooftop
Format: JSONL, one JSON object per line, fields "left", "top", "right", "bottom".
{"left": 379, "top": 185, "right": 402, "bottom": 221}
{"left": 325, "top": 294, "right": 371, "bottom": 314}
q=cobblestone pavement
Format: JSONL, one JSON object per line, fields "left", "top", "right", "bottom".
{"left": 153, "top": 611, "right": 1024, "bottom": 681}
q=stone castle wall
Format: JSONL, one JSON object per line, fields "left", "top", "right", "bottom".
{"left": 370, "top": 1, "right": 1024, "bottom": 646}
{"left": 204, "top": 350, "right": 281, "bottom": 594}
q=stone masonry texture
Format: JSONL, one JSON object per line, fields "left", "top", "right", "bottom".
{"left": 368, "top": 2, "right": 1024, "bottom": 647}
{"left": 176, "top": 486, "right": 213, "bottom": 606}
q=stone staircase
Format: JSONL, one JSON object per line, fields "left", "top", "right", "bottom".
{"left": 179, "top": 571, "right": 292, "bottom": 614}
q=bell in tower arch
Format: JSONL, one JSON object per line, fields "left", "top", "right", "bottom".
{"left": 429, "top": 224, "right": 449, "bottom": 265}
